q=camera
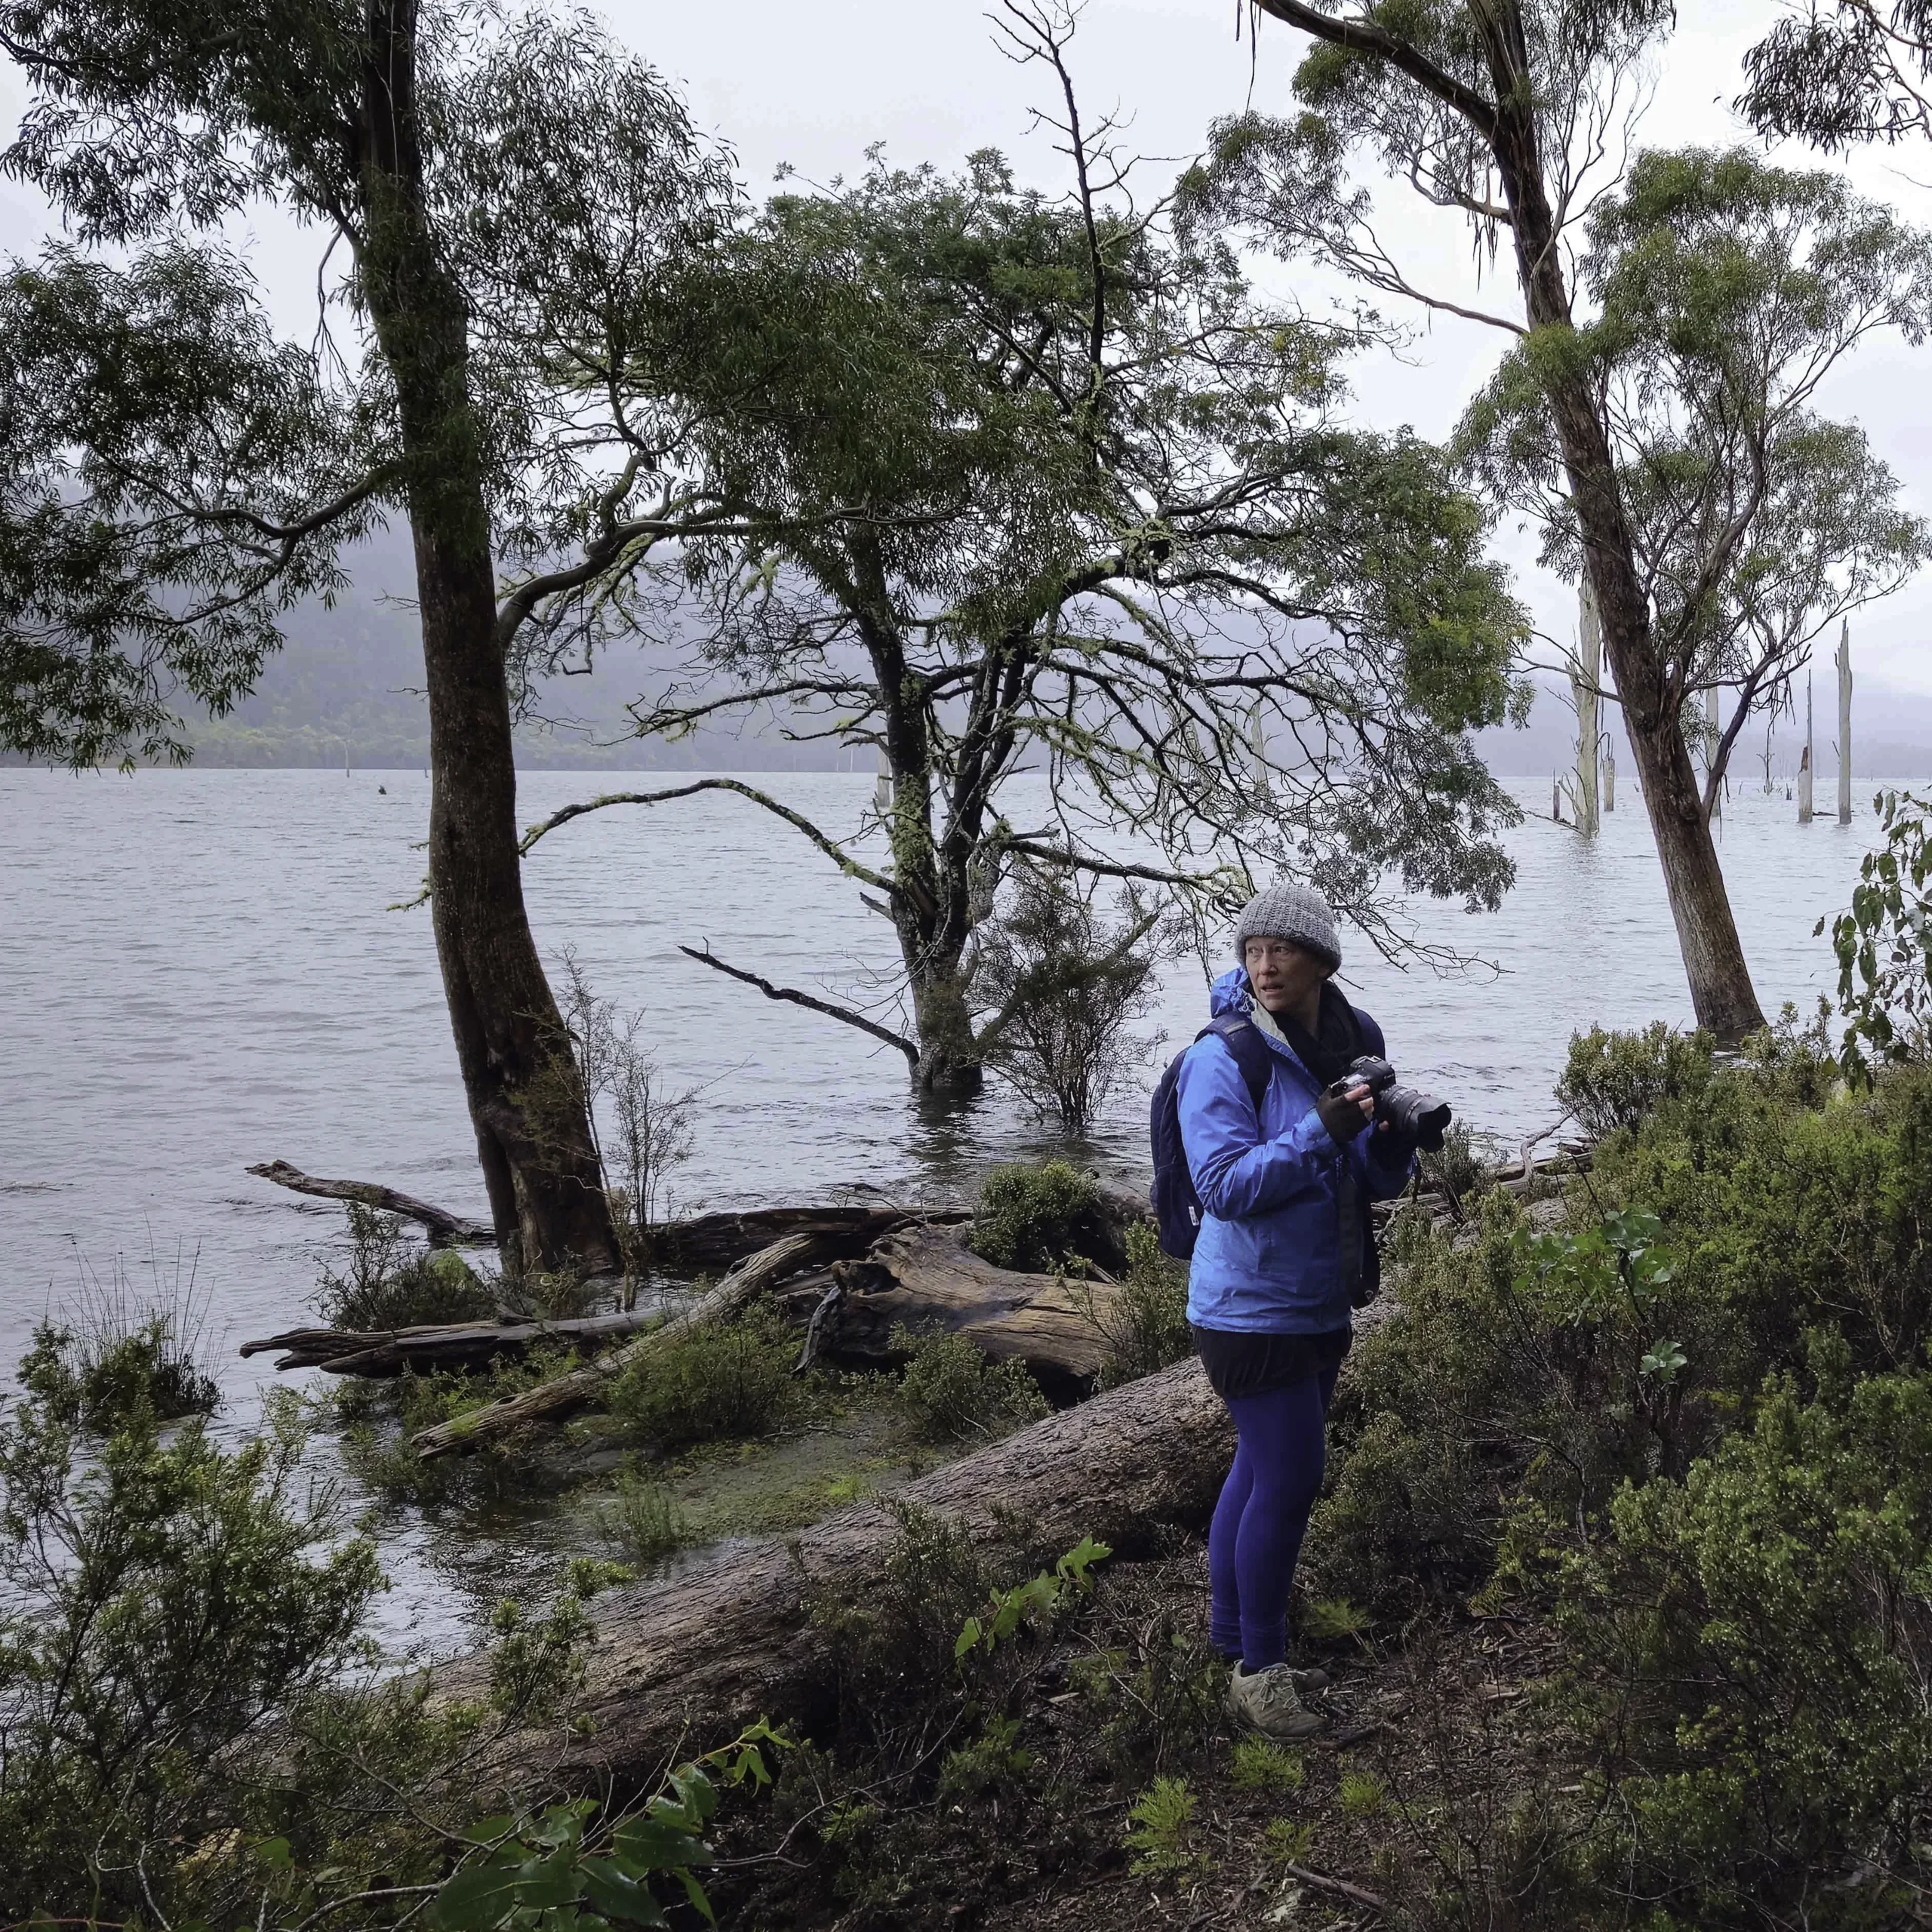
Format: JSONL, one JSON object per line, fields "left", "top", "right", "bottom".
{"left": 1339, "top": 1054, "right": 1452, "bottom": 1151}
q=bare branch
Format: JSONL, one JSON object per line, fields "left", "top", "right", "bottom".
{"left": 518, "top": 779, "right": 897, "bottom": 897}
{"left": 678, "top": 944, "right": 920, "bottom": 1066}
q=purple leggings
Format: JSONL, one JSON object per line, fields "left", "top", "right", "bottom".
{"left": 1208, "top": 1367, "right": 1340, "bottom": 1670}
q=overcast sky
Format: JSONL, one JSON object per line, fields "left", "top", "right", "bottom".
{"left": 4, "top": 0, "right": 1929, "bottom": 693}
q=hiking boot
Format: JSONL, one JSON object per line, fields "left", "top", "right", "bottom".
{"left": 1213, "top": 1651, "right": 1328, "bottom": 1693}
{"left": 1228, "top": 1661, "right": 1325, "bottom": 1740}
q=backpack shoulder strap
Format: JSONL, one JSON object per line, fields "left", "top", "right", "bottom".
{"left": 1200, "top": 1012, "right": 1274, "bottom": 1114}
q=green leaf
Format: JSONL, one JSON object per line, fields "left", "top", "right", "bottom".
{"left": 611, "top": 1817, "right": 712, "bottom": 1872}
{"left": 955, "top": 1615, "right": 983, "bottom": 1659}
{"left": 432, "top": 1864, "right": 525, "bottom": 1930}
{"left": 577, "top": 1857, "right": 669, "bottom": 1927}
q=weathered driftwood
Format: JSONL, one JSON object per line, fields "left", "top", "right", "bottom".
{"left": 455, "top": 1354, "right": 1233, "bottom": 1782}
{"left": 247, "top": 1160, "right": 497, "bottom": 1247}
{"left": 250, "top": 1161, "right": 942, "bottom": 1272}
{"left": 238, "top": 1308, "right": 659, "bottom": 1377}
{"left": 410, "top": 1232, "right": 829, "bottom": 1460}
{"left": 810, "top": 1224, "right": 1121, "bottom": 1399}
{"left": 646, "top": 1203, "right": 947, "bottom": 1269}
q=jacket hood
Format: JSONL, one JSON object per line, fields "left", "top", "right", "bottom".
{"left": 1209, "top": 966, "right": 1253, "bottom": 1018}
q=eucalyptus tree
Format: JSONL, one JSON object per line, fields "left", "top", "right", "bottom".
{"left": 520, "top": 4, "right": 1527, "bottom": 1093}
{"left": 0, "top": 3, "right": 740, "bottom": 1269}
{"left": 1456, "top": 150, "right": 1930, "bottom": 828}
{"left": 1185, "top": 0, "right": 1932, "bottom": 1038}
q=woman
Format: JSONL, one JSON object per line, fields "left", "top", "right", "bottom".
{"left": 1174, "top": 881, "right": 1415, "bottom": 1738}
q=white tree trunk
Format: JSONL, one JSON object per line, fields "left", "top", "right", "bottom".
{"left": 1603, "top": 740, "right": 1616, "bottom": 812}
{"left": 1571, "top": 583, "right": 1601, "bottom": 835}
{"left": 1837, "top": 620, "right": 1854, "bottom": 825}
{"left": 874, "top": 741, "right": 894, "bottom": 812}
{"left": 1798, "top": 673, "right": 1814, "bottom": 824}
{"left": 1248, "top": 698, "right": 1272, "bottom": 805}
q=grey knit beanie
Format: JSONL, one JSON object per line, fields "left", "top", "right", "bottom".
{"left": 1232, "top": 881, "right": 1343, "bottom": 972}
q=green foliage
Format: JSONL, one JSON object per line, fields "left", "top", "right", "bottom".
{"left": 429, "top": 1724, "right": 787, "bottom": 1932}
{"left": 312, "top": 1202, "right": 497, "bottom": 1331}
{"left": 1558, "top": 1369, "right": 1932, "bottom": 1921}
{"left": 968, "top": 1159, "right": 1109, "bottom": 1272}
{"left": 1123, "top": 1776, "right": 1199, "bottom": 1879}
{"left": 935, "top": 1716, "right": 1035, "bottom": 1804}
{"left": 0, "top": 1384, "right": 382, "bottom": 1920}
{"left": 598, "top": 1463, "right": 688, "bottom": 1564}
{"left": 1556, "top": 1021, "right": 1715, "bottom": 1138}
{"left": 1820, "top": 787, "right": 1932, "bottom": 1080}
{"left": 334, "top": 1346, "right": 583, "bottom": 1504}
{"left": 1262, "top": 1817, "right": 1318, "bottom": 1867}
{"left": 975, "top": 874, "right": 1171, "bottom": 1137}
{"left": 1230, "top": 1737, "right": 1306, "bottom": 1795}
{"left": 1088, "top": 1222, "right": 1194, "bottom": 1390}
{"left": 1339, "top": 1770, "right": 1387, "bottom": 1820}
{"left": 606, "top": 1304, "right": 807, "bottom": 1451}
{"left": 892, "top": 1327, "right": 1049, "bottom": 1444}
{"left": 18, "top": 1312, "right": 219, "bottom": 1432}
{"left": 954, "top": 1535, "right": 1111, "bottom": 1660}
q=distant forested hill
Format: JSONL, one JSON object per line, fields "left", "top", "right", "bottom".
{"left": 12, "top": 521, "right": 1931, "bottom": 779}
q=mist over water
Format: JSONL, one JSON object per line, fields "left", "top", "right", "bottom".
{"left": 0, "top": 765, "right": 1900, "bottom": 1641}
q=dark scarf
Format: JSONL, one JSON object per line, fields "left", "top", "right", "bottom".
{"left": 1271, "top": 981, "right": 1363, "bottom": 1088}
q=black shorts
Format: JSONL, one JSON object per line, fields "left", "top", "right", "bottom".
{"left": 1192, "top": 1323, "right": 1352, "bottom": 1403}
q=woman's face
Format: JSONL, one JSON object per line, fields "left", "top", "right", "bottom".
{"left": 1241, "top": 935, "right": 1330, "bottom": 1017}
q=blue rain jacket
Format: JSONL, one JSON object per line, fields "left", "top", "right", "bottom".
{"left": 1179, "top": 968, "right": 1416, "bottom": 1334}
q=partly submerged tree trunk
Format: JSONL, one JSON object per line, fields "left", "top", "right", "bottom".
{"left": 1483, "top": 66, "right": 1766, "bottom": 1043}
{"left": 456, "top": 1355, "right": 1233, "bottom": 1782}
{"left": 353, "top": 7, "right": 617, "bottom": 1274}
{"left": 1838, "top": 621, "right": 1854, "bottom": 825}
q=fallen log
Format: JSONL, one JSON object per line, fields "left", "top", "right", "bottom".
{"left": 811, "top": 1224, "right": 1121, "bottom": 1400}
{"left": 646, "top": 1203, "right": 952, "bottom": 1269}
{"left": 247, "top": 1160, "right": 496, "bottom": 1247}
{"left": 454, "top": 1353, "right": 1232, "bottom": 1782}
{"left": 238, "top": 1308, "right": 659, "bottom": 1377}
{"left": 248, "top": 1163, "right": 946, "bottom": 1272}
{"left": 410, "top": 1231, "right": 829, "bottom": 1460}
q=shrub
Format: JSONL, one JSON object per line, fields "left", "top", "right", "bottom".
{"left": 1588, "top": 1051, "right": 1932, "bottom": 1377}
{"left": 968, "top": 1159, "right": 1114, "bottom": 1272}
{"left": 1557, "top": 1364, "right": 1932, "bottom": 1924}
{"left": 0, "top": 1388, "right": 382, "bottom": 1921}
{"left": 17, "top": 1250, "right": 220, "bottom": 1431}
{"left": 599, "top": 1462, "right": 688, "bottom": 1562}
{"left": 1087, "top": 1222, "right": 1193, "bottom": 1389}
{"left": 1230, "top": 1737, "right": 1305, "bottom": 1795}
{"left": 1123, "top": 1775, "right": 1198, "bottom": 1878}
{"left": 312, "top": 1201, "right": 496, "bottom": 1330}
{"left": 18, "top": 1313, "right": 219, "bottom": 1432}
{"left": 974, "top": 872, "right": 1171, "bottom": 1138}
{"left": 892, "top": 1327, "right": 1048, "bottom": 1443}
{"left": 607, "top": 1303, "right": 806, "bottom": 1451}
{"left": 1556, "top": 1021, "right": 1715, "bottom": 1138}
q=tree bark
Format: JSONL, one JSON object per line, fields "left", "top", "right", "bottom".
{"left": 1475, "top": 36, "right": 1765, "bottom": 1042}
{"left": 806, "top": 1225, "right": 1121, "bottom": 1399}
{"left": 350, "top": 0, "right": 618, "bottom": 1273}
{"left": 454, "top": 1355, "right": 1233, "bottom": 1782}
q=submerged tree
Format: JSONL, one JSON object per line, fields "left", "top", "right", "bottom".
{"left": 0, "top": 3, "right": 744, "bottom": 1269}
{"left": 1188, "top": 0, "right": 1930, "bottom": 1038}
{"left": 519, "top": 2, "right": 1527, "bottom": 1091}
{"left": 1455, "top": 149, "right": 1929, "bottom": 831}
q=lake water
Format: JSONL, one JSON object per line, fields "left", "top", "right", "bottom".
{"left": 0, "top": 765, "right": 1901, "bottom": 1641}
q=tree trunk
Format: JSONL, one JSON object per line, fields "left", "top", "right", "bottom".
{"left": 454, "top": 1355, "right": 1233, "bottom": 1782}
{"left": 1800, "top": 675, "right": 1815, "bottom": 823}
{"left": 1838, "top": 621, "right": 1854, "bottom": 825}
{"left": 1479, "top": 43, "right": 1766, "bottom": 1042}
{"left": 1572, "top": 583, "right": 1601, "bottom": 837}
{"left": 352, "top": 2, "right": 617, "bottom": 1275}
